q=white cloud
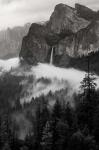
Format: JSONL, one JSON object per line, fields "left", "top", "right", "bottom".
{"left": 0, "top": 0, "right": 98, "bottom": 30}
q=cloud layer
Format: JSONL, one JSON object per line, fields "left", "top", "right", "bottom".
{"left": 21, "top": 63, "right": 99, "bottom": 103}
{"left": 0, "top": 0, "right": 99, "bottom": 30}
{"left": 0, "top": 57, "right": 99, "bottom": 104}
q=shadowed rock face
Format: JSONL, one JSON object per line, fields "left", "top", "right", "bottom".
{"left": 20, "top": 3, "right": 99, "bottom": 66}
{"left": 20, "top": 23, "right": 49, "bottom": 65}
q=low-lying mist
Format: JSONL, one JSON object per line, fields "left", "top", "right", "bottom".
{"left": 20, "top": 63, "right": 99, "bottom": 103}
{"left": 0, "top": 58, "right": 20, "bottom": 71}
{"left": 0, "top": 58, "right": 99, "bottom": 103}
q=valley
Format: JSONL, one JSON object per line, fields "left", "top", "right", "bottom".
{"left": 0, "top": 2, "right": 99, "bottom": 150}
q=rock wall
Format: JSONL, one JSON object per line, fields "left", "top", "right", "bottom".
{"left": 20, "top": 3, "right": 99, "bottom": 66}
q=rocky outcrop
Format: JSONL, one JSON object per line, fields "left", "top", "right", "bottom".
{"left": 20, "top": 23, "right": 50, "bottom": 64}
{"left": 20, "top": 3, "right": 99, "bottom": 66}
{"left": 0, "top": 23, "right": 30, "bottom": 59}
{"left": 47, "top": 3, "right": 89, "bottom": 33}
{"left": 75, "top": 3, "right": 98, "bottom": 21}
{"left": 54, "top": 20, "right": 99, "bottom": 58}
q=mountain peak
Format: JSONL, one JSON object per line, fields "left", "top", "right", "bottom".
{"left": 47, "top": 3, "right": 89, "bottom": 34}
{"left": 75, "top": 3, "right": 97, "bottom": 20}
{"left": 20, "top": 3, "right": 99, "bottom": 66}
{"left": 55, "top": 3, "right": 74, "bottom": 10}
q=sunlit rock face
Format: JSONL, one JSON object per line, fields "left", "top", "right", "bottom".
{"left": 20, "top": 3, "right": 99, "bottom": 67}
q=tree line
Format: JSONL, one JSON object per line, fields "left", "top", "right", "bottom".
{"left": 0, "top": 70, "right": 99, "bottom": 150}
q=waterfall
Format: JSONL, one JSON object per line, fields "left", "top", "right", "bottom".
{"left": 50, "top": 47, "right": 54, "bottom": 64}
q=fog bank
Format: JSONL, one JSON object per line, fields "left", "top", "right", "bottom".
{"left": 0, "top": 58, "right": 99, "bottom": 103}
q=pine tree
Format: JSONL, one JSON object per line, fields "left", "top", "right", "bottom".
{"left": 34, "top": 102, "right": 49, "bottom": 150}
{"left": 78, "top": 50, "right": 98, "bottom": 131}
{"left": 62, "top": 103, "right": 76, "bottom": 128}
{"left": 52, "top": 99, "right": 62, "bottom": 120}
{"left": 69, "top": 130, "right": 84, "bottom": 150}
{"left": 83, "top": 134, "right": 97, "bottom": 150}
{"left": 80, "top": 48, "right": 97, "bottom": 100}
{"left": 69, "top": 130, "right": 97, "bottom": 150}
{"left": 51, "top": 100, "right": 63, "bottom": 150}
{"left": 80, "top": 72, "right": 97, "bottom": 98}
{"left": 55, "top": 120, "right": 69, "bottom": 150}
{"left": 0, "top": 113, "right": 9, "bottom": 147}
{"left": 34, "top": 104, "right": 41, "bottom": 150}
{"left": 93, "top": 105, "right": 99, "bottom": 143}
{"left": 2, "top": 142, "right": 11, "bottom": 150}
{"left": 41, "top": 121, "right": 53, "bottom": 150}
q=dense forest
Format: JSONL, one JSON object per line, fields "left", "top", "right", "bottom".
{"left": 0, "top": 68, "right": 99, "bottom": 150}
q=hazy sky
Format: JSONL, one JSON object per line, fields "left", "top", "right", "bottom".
{"left": 0, "top": 0, "right": 99, "bottom": 30}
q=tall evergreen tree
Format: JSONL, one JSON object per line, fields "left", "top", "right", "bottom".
{"left": 52, "top": 99, "right": 62, "bottom": 120}
{"left": 41, "top": 121, "right": 53, "bottom": 150}
{"left": 55, "top": 120, "right": 69, "bottom": 150}
{"left": 77, "top": 47, "right": 98, "bottom": 131}
{"left": 34, "top": 101, "right": 49, "bottom": 150}
{"left": 51, "top": 100, "right": 63, "bottom": 150}
{"left": 93, "top": 105, "right": 99, "bottom": 143}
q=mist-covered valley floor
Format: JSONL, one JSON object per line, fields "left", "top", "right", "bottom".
{"left": 0, "top": 57, "right": 99, "bottom": 105}
{"left": 0, "top": 57, "right": 99, "bottom": 103}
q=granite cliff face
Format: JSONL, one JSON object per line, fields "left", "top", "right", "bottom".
{"left": 47, "top": 4, "right": 89, "bottom": 33}
{"left": 20, "top": 3, "right": 99, "bottom": 66}
{"left": 20, "top": 23, "right": 49, "bottom": 64}
{"left": 0, "top": 23, "right": 30, "bottom": 59}
{"left": 75, "top": 3, "right": 99, "bottom": 21}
